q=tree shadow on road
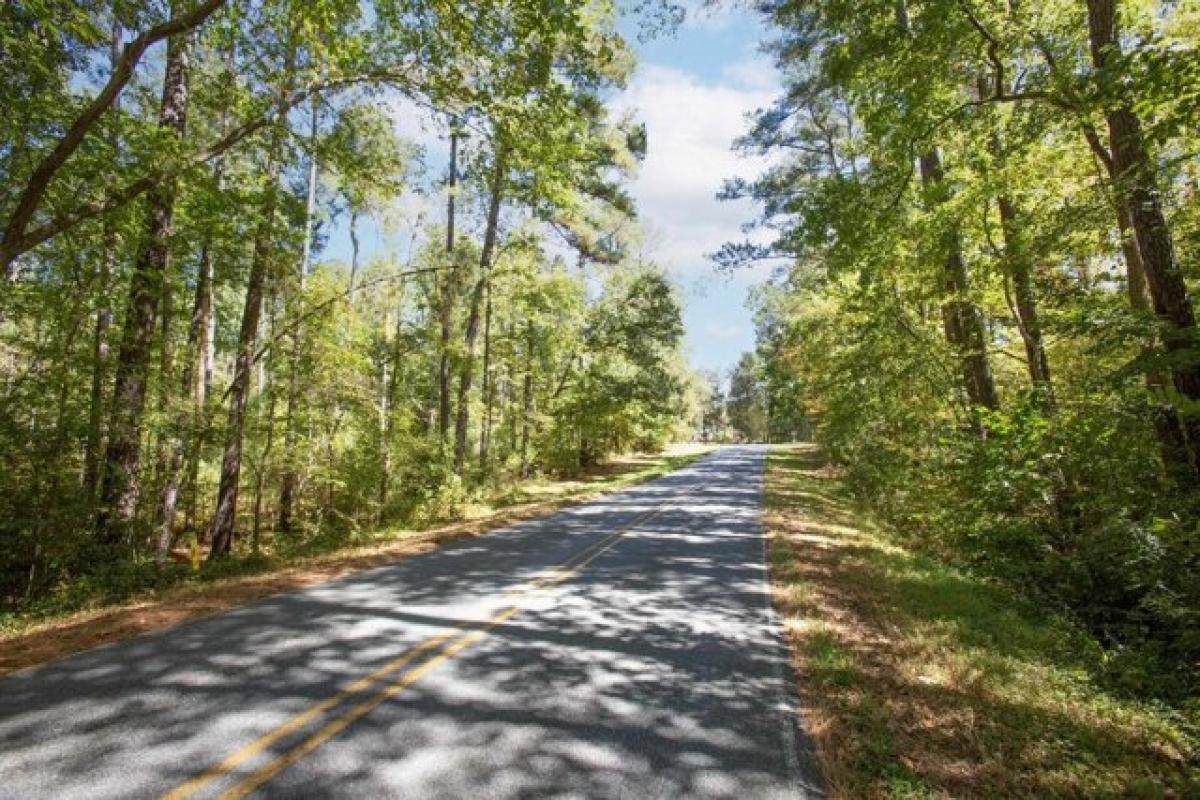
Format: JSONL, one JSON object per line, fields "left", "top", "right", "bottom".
{"left": 0, "top": 448, "right": 826, "bottom": 799}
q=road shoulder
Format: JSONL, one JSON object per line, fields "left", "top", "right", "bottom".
{"left": 0, "top": 446, "right": 712, "bottom": 677}
{"left": 764, "top": 444, "right": 1197, "bottom": 798}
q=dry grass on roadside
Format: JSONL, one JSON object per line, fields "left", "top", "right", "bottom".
{"left": 0, "top": 446, "right": 711, "bottom": 677}
{"left": 766, "top": 444, "right": 1199, "bottom": 799}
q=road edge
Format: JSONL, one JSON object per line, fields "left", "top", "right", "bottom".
{"left": 757, "top": 444, "right": 829, "bottom": 799}
{"left": 0, "top": 447, "right": 716, "bottom": 678}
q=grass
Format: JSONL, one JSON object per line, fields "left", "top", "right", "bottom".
{"left": 765, "top": 444, "right": 1199, "bottom": 799}
{"left": 0, "top": 445, "right": 711, "bottom": 675}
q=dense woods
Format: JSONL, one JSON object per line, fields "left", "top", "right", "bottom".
{"left": 0, "top": 0, "right": 696, "bottom": 610}
{"left": 6, "top": 0, "right": 1199, "bottom": 716}
{"left": 724, "top": 0, "right": 1200, "bottom": 697}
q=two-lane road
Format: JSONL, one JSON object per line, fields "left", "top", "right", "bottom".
{"left": 0, "top": 446, "right": 823, "bottom": 798}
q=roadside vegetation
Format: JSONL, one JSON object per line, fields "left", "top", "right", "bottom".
{"left": 0, "top": 446, "right": 708, "bottom": 674}
{"left": 766, "top": 445, "right": 1199, "bottom": 798}
{"left": 0, "top": 1, "right": 703, "bottom": 617}
{"left": 721, "top": 0, "right": 1200, "bottom": 728}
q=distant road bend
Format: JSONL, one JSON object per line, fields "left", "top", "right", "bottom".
{"left": 0, "top": 446, "right": 824, "bottom": 799}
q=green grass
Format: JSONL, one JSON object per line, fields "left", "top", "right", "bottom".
{"left": 487, "top": 450, "right": 709, "bottom": 508}
{"left": 766, "top": 444, "right": 1199, "bottom": 799}
{"left": 1, "top": 447, "right": 712, "bottom": 640}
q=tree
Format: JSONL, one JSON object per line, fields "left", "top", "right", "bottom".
{"left": 208, "top": 17, "right": 297, "bottom": 560}
{"left": 727, "top": 353, "right": 769, "bottom": 443}
{"left": 722, "top": 0, "right": 1200, "bottom": 696}
{"left": 699, "top": 372, "right": 729, "bottom": 443}
{"left": 0, "top": 0, "right": 694, "bottom": 614}
{"left": 96, "top": 20, "right": 193, "bottom": 548}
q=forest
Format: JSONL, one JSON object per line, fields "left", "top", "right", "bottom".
{"left": 2, "top": 1, "right": 1200, "bottom": 793}
{"left": 0, "top": 0, "right": 702, "bottom": 612}
{"left": 4, "top": 0, "right": 1199, "bottom": 717}
{"left": 722, "top": 0, "right": 1200, "bottom": 700}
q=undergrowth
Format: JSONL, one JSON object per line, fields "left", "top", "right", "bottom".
{"left": 0, "top": 449, "right": 707, "bottom": 638}
{"left": 766, "top": 444, "right": 1199, "bottom": 799}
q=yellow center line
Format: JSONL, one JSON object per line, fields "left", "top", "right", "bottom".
{"left": 161, "top": 630, "right": 457, "bottom": 800}
{"left": 215, "top": 611, "right": 518, "bottom": 800}
{"left": 164, "top": 486, "right": 694, "bottom": 800}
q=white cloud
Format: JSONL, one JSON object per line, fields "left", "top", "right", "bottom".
{"left": 377, "top": 60, "right": 781, "bottom": 284}
{"left": 721, "top": 57, "right": 778, "bottom": 92}
{"left": 386, "top": 96, "right": 450, "bottom": 156}
{"left": 614, "top": 61, "right": 779, "bottom": 277}
{"left": 703, "top": 320, "right": 745, "bottom": 340}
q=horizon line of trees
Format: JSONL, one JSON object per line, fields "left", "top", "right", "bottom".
{"left": 695, "top": 352, "right": 810, "bottom": 444}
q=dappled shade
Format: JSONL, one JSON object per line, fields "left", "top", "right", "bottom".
{"left": 0, "top": 448, "right": 823, "bottom": 799}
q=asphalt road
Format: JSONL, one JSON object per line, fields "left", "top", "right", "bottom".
{"left": 0, "top": 445, "right": 823, "bottom": 799}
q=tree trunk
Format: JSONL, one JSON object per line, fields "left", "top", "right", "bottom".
{"left": 155, "top": 215, "right": 216, "bottom": 563}
{"left": 1117, "top": 205, "right": 1149, "bottom": 310}
{"left": 479, "top": 280, "right": 493, "bottom": 470}
{"left": 209, "top": 39, "right": 295, "bottom": 559}
{"left": 209, "top": 173, "right": 281, "bottom": 557}
{"left": 323, "top": 410, "right": 341, "bottom": 520}
{"left": 918, "top": 149, "right": 999, "bottom": 413}
{"left": 1120, "top": 208, "right": 1193, "bottom": 484}
{"left": 348, "top": 209, "right": 360, "bottom": 295}
{"left": 1086, "top": 0, "right": 1200, "bottom": 484}
{"left": 437, "top": 127, "right": 459, "bottom": 446}
{"left": 251, "top": 306, "right": 279, "bottom": 555}
{"left": 453, "top": 272, "right": 484, "bottom": 475}
{"left": 96, "top": 27, "right": 192, "bottom": 547}
{"left": 977, "top": 75, "right": 1052, "bottom": 399}
{"left": 83, "top": 15, "right": 123, "bottom": 499}
{"left": 151, "top": 258, "right": 177, "bottom": 561}
{"left": 500, "top": 369, "right": 513, "bottom": 464}
{"left": 446, "top": 122, "right": 457, "bottom": 254}
{"left": 84, "top": 241, "right": 117, "bottom": 498}
{"left": 521, "top": 321, "right": 534, "bottom": 478}
{"left": 438, "top": 299, "right": 453, "bottom": 445}
{"left": 898, "top": 0, "right": 996, "bottom": 416}
{"left": 997, "top": 195, "right": 1052, "bottom": 395}
{"left": 378, "top": 303, "right": 405, "bottom": 518}
{"left": 453, "top": 153, "right": 505, "bottom": 475}
{"left": 183, "top": 238, "right": 215, "bottom": 533}
{"left": 1079, "top": 114, "right": 1195, "bottom": 484}
{"left": 153, "top": 211, "right": 178, "bottom": 523}
{"left": 278, "top": 102, "right": 319, "bottom": 533}
{"left": 427, "top": 340, "right": 439, "bottom": 436}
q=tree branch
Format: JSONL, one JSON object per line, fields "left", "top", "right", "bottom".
{"left": 1, "top": 0, "right": 229, "bottom": 263}
{"left": 221, "top": 265, "right": 449, "bottom": 401}
{"left": 959, "top": 0, "right": 1007, "bottom": 95}
{"left": 0, "top": 70, "right": 418, "bottom": 268}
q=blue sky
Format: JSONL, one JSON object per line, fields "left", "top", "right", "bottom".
{"left": 617, "top": 6, "right": 779, "bottom": 379}
{"left": 324, "top": 5, "right": 779, "bottom": 383}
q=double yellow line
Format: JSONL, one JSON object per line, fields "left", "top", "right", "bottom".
{"left": 164, "top": 487, "right": 691, "bottom": 800}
